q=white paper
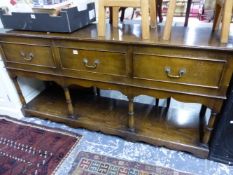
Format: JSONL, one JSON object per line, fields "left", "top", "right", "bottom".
{"left": 89, "top": 9, "right": 95, "bottom": 20}
{"left": 73, "top": 1, "right": 87, "bottom": 11}
{"left": 72, "top": 50, "right": 79, "bottom": 55}
{"left": 30, "top": 14, "right": 36, "bottom": 19}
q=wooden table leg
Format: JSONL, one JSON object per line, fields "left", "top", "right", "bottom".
{"left": 93, "top": 87, "right": 100, "bottom": 96}
{"left": 155, "top": 98, "right": 159, "bottom": 106}
{"left": 202, "top": 111, "right": 217, "bottom": 147}
{"left": 184, "top": 0, "right": 192, "bottom": 27}
{"left": 128, "top": 97, "right": 135, "bottom": 132}
{"left": 163, "top": 0, "right": 176, "bottom": 40}
{"left": 166, "top": 98, "right": 171, "bottom": 108}
{"left": 220, "top": 0, "right": 233, "bottom": 43}
{"left": 63, "top": 86, "right": 75, "bottom": 119}
{"left": 12, "top": 76, "right": 26, "bottom": 106}
{"left": 199, "top": 105, "right": 207, "bottom": 143}
{"left": 201, "top": 100, "right": 223, "bottom": 147}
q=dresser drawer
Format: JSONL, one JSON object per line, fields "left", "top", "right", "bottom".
{"left": 59, "top": 48, "right": 127, "bottom": 76}
{"left": 2, "top": 43, "right": 56, "bottom": 68}
{"left": 133, "top": 54, "right": 226, "bottom": 89}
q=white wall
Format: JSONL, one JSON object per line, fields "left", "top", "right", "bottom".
{"left": 0, "top": 2, "right": 45, "bottom": 118}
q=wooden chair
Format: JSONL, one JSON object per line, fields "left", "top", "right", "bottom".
{"left": 212, "top": 0, "right": 233, "bottom": 43}
{"left": 163, "top": 0, "right": 194, "bottom": 40}
{"left": 109, "top": 7, "right": 126, "bottom": 24}
{"left": 98, "top": 0, "right": 157, "bottom": 39}
{"left": 119, "top": 0, "right": 163, "bottom": 23}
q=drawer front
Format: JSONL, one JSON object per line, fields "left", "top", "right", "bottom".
{"left": 2, "top": 43, "right": 56, "bottom": 68}
{"left": 133, "top": 54, "right": 226, "bottom": 89}
{"left": 59, "top": 48, "right": 127, "bottom": 76}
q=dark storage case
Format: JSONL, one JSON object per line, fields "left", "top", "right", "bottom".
{"left": 209, "top": 80, "right": 233, "bottom": 165}
{"left": 0, "top": 3, "right": 96, "bottom": 33}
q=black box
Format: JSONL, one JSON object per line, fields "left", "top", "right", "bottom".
{"left": 209, "top": 80, "right": 233, "bottom": 165}
{"left": 0, "top": 3, "right": 96, "bottom": 33}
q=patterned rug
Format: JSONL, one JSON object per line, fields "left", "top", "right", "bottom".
{"left": 70, "top": 152, "right": 193, "bottom": 175}
{"left": 0, "top": 115, "right": 82, "bottom": 175}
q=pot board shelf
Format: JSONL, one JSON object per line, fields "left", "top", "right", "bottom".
{"left": 23, "top": 84, "right": 208, "bottom": 158}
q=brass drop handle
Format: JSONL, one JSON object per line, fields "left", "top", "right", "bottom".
{"left": 20, "top": 51, "right": 26, "bottom": 59}
{"left": 27, "top": 52, "right": 34, "bottom": 61}
{"left": 20, "top": 51, "right": 34, "bottom": 61}
{"left": 165, "top": 67, "right": 186, "bottom": 79}
{"left": 83, "top": 58, "right": 100, "bottom": 69}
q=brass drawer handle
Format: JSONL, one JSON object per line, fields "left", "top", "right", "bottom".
{"left": 20, "top": 51, "right": 34, "bottom": 61}
{"left": 83, "top": 58, "right": 100, "bottom": 69}
{"left": 20, "top": 51, "right": 26, "bottom": 59}
{"left": 27, "top": 52, "right": 34, "bottom": 61}
{"left": 165, "top": 67, "right": 186, "bottom": 79}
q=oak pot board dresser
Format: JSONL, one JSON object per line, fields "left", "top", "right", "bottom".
{"left": 0, "top": 24, "right": 233, "bottom": 158}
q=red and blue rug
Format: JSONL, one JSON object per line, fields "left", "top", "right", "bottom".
{"left": 0, "top": 116, "right": 82, "bottom": 175}
{"left": 70, "top": 151, "right": 193, "bottom": 175}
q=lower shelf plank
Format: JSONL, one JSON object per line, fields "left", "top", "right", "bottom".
{"left": 24, "top": 85, "right": 209, "bottom": 158}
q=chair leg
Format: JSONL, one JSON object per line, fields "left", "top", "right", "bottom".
{"left": 156, "top": 0, "right": 163, "bottom": 23}
{"left": 221, "top": 0, "right": 233, "bottom": 43}
{"left": 109, "top": 7, "right": 113, "bottom": 24}
{"left": 120, "top": 7, "right": 126, "bottom": 22}
{"left": 157, "top": 0, "right": 163, "bottom": 23}
{"left": 163, "top": 0, "right": 176, "bottom": 40}
{"left": 184, "top": 0, "right": 192, "bottom": 27}
{"left": 212, "top": 3, "right": 222, "bottom": 31}
{"left": 150, "top": 0, "right": 157, "bottom": 28}
{"left": 98, "top": 0, "right": 106, "bottom": 36}
{"left": 113, "top": 7, "right": 120, "bottom": 27}
{"left": 131, "top": 8, "right": 136, "bottom": 19}
{"left": 140, "top": 0, "right": 150, "bottom": 39}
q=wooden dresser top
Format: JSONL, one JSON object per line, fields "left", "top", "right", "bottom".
{"left": 0, "top": 23, "right": 233, "bottom": 51}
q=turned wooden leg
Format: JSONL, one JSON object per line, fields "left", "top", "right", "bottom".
{"left": 98, "top": 0, "right": 106, "bottom": 36}
{"left": 128, "top": 97, "right": 135, "bottom": 132}
{"left": 213, "top": 3, "right": 222, "bottom": 31}
{"left": 199, "top": 105, "right": 207, "bottom": 142}
{"left": 202, "top": 111, "right": 217, "bottom": 147}
{"left": 221, "top": 0, "right": 233, "bottom": 43}
{"left": 163, "top": 0, "right": 176, "bottom": 40}
{"left": 141, "top": 0, "right": 150, "bottom": 39}
{"left": 113, "top": 7, "right": 120, "bottom": 28}
{"left": 155, "top": 98, "right": 159, "bottom": 106}
{"left": 12, "top": 76, "right": 26, "bottom": 106}
{"left": 150, "top": 0, "right": 157, "bottom": 28}
{"left": 166, "top": 98, "right": 171, "bottom": 108}
{"left": 93, "top": 87, "right": 100, "bottom": 96}
{"left": 63, "top": 86, "right": 75, "bottom": 119}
